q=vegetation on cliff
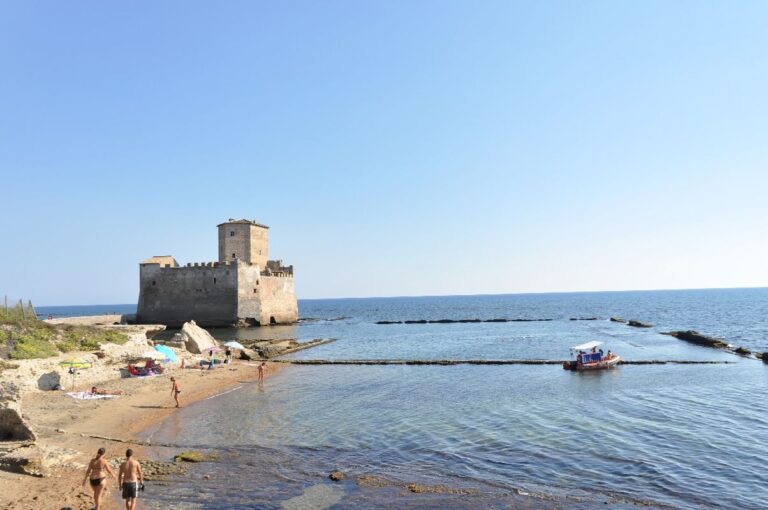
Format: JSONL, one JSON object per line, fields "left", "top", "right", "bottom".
{"left": 0, "top": 306, "right": 128, "bottom": 360}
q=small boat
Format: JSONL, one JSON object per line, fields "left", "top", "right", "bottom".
{"left": 563, "top": 340, "right": 621, "bottom": 371}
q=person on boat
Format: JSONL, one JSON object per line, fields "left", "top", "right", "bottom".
{"left": 576, "top": 352, "right": 583, "bottom": 364}
{"left": 606, "top": 350, "right": 613, "bottom": 360}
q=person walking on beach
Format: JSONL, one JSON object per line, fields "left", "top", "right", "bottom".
{"left": 82, "top": 447, "right": 116, "bottom": 510}
{"left": 118, "top": 448, "right": 144, "bottom": 510}
{"left": 170, "top": 376, "right": 181, "bottom": 408}
{"left": 225, "top": 347, "right": 232, "bottom": 364}
{"left": 258, "top": 362, "right": 266, "bottom": 382}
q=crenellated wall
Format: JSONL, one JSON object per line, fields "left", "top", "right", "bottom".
{"left": 136, "top": 262, "right": 239, "bottom": 327}
{"left": 137, "top": 260, "right": 298, "bottom": 327}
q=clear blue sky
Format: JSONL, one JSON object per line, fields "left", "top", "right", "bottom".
{"left": 1, "top": 1, "right": 767, "bottom": 305}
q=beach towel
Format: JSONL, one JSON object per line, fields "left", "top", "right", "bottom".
{"left": 66, "top": 392, "right": 116, "bottom": 400}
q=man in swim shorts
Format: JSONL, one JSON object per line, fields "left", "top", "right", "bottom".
{"left": 170, "top": 376, "right": 181, "bottom": 408}
{"left": 118, "top": 448, "right": 144, "bottom": 510}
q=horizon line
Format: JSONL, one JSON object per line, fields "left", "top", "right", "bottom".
{"left": 33, "top": 285, "right": 768, "bottom": 308}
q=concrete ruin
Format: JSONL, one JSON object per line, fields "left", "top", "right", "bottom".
{"left": 136, "top": 219, "right": 298, "bottom": 327}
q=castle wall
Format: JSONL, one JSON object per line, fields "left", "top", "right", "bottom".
{"left": 137, "top": 263, "right": 239, "bottom": 327}
{"left": 256, "top": 275, "right": 298, "bottom": 325}
{"left": 236, "top": 264, "right": 263, "bottom": 326}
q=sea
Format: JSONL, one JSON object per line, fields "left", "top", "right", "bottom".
{"left": 40, "top": 289, "right": 768, "bottom": 509}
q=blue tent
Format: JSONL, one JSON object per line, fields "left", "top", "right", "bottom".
{"left": 155, "top": 345, "right": 178, "bottom": 363}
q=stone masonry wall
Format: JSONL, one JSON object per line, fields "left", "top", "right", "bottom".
{"left": 218, "top": 223, "right": 251, "bottom": 263}
{"left": 257, "top": 275, "right": 298, "bottom": 324}
{"left": 137, "top": 263, "right": 238, "bottom": 327}
{"left": 236, "top": 263, "right": 263, "bottom": 325}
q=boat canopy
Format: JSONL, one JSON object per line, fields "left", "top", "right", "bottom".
{"left": 572, "top": 340, "right": 603, "bottom": 351}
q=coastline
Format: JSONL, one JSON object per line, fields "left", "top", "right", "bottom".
{"left": 0, "top": 360, "right": 278, "bottom": 510}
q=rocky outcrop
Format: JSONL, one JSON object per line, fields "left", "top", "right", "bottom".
{"left": 570, "top": 317, "right": 598, "bottom": 321}
{"left": 0, "top": 326, "right": 161, "bottom": 394}
{"left": 0, "top": 382, "right": 35, "bottom": 441}
{"left": 661, "top": 330, "right": 729, "bottom": 348}
{"left": 627, "top": 320, "right": 653, "bottom": 328}
{"left": 610, "top": 317, "right": 627, "bottom": 323}
{"left": 245, "top": 338, "right": 336, "bottom": 359}
{"left": 178, "top": 321, "right": 218, "bottom": 354}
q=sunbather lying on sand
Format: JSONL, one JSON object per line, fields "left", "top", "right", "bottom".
{"left": 90, "top": 386, "right": 125, "bottom": 395}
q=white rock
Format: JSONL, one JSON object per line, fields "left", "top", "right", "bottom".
{"left": 178, "top": 321, "right": 218, "bottom": 354}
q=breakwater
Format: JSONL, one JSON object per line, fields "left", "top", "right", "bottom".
{"left": 274, "top": 359, "right": 734, "bottom": 366}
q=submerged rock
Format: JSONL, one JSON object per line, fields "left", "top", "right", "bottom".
{"left": 734, "top": 346, "right": 752, "bottom": 356}
{"left": 329, "top": 470, "right": 345, "bottom": 481}
{"left": 627, "top": 320, "right": 653, "bottom": 328}
{"left": 174, "top": 451, "right": 217, "bottom": 463}
{"left": 610, "top": 317, "right": 627, "bottom": 323}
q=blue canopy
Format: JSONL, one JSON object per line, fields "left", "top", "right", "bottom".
{"left": 155, "top": 345, "right": 178, "bottom": 363}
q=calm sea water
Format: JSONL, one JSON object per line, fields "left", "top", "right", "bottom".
{"left": 65, "top": 290, "right": 768, "bottom": 508}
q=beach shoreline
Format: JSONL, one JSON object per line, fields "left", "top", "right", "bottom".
{"left": 0, "top": 360, "right": 277, "bottom": 510}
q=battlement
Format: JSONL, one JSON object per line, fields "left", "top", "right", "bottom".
{"left": 263, "top": 259, "right": 294, "bottom": 277}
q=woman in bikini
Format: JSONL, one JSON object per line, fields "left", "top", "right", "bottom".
{"left": 83, "top": 447, "right": 116, "bottom": 510}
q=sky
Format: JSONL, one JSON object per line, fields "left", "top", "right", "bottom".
{"left": 1, "top": 1, "right": 767, "bottom": 305}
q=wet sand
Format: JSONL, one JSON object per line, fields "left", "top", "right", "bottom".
{"left": 0, "top": 361, "right": 278, "bottom": 510}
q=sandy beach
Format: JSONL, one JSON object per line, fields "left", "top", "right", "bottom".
{"left": 0, "top": 361, "right": 278, "bottom": 510}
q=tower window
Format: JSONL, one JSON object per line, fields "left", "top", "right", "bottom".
{"left": 213, "top": 278, "right": 217, "bottom": 284}
{"left": 152, "top": 280, "right": 156, "bottom": 286}
{"left": 230, "top": 231, "right": 235, "bottom": 236}
{"left": 232, "top": 253, "right": 236, "bottom": 259}
{"left": 253, "top": 288, "right": 257, "bottom": 293}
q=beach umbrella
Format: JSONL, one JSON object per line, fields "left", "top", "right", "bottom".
{"left": 59, "top": 358, "right": 93, "bottom": 369}
{"left": 154, "top": 345, "right": 177, "bottom": 363}
{"left": 223, "top": 341, "right": 245, "bottom": 350}
{"left": 141, "top": 350, "right": 166, "bottom": 360}
{"left": 59, "top": 358, "right": 92, "bottom": 390}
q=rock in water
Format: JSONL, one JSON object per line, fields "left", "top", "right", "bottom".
{"left": 662, "top": 330, "right": 729, "bottom": 348}
{"left": 0, "top": 382, "right": 36, "bottom": 441}
{"left": 329, "top": 470, "right": 345, "bottom": 481}
{"left": 627, "top": 320, "right": 653, "bottom": 328}
{"left": 178, "top": 321, "right": 218, "bottom": 354}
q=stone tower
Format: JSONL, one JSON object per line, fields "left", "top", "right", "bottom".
{"left": 218, "top": 219, "right": 269, "bottom": 269}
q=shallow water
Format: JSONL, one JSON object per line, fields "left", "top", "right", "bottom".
{"left": 140, "top": 289, "right": 768, "bottom": 508}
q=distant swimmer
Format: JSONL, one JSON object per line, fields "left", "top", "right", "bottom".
{"left": 258, "top": 362, "right": 266, "bottom": 382}
{"left": 118, "top": 448, "right": 144, "bottom": 510}
{"left": 170, "top": 377, "right": 181, "bottom": 408}
{"left": 83, "top": 447, "right": 116, "bottom": 510}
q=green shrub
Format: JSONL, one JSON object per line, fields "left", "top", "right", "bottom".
{"left": 10, "top": 336, "right": 59, "bottom": 359}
